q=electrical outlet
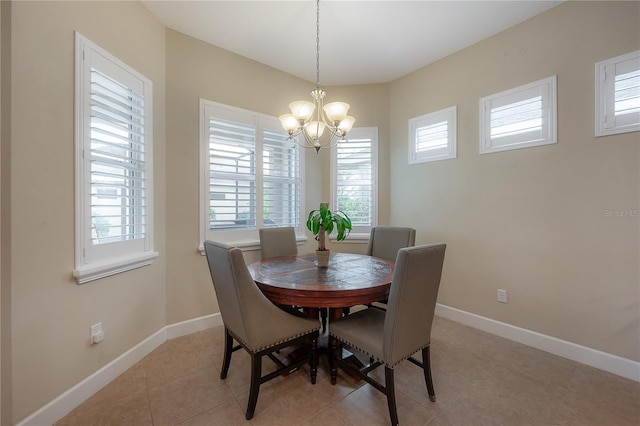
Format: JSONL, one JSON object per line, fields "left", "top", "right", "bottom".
{"left": 497, "top": 289, "right": 508, "bottom": 303}
{"left": 90, "top": 322, "right": 104, "bottom": 344}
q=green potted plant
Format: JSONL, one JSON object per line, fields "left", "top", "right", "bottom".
{"left": 307, "top": 202, "right": 352, "bottom": 267}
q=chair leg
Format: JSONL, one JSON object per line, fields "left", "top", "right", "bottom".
{"left": 422, "top": 346, "right": 436, "bottom": 402}
{"left": 329, "top": 337, "right": 338, "bottom": 385}
{"left": 308, "top": 334, "right": 318, "bottom": 384}
{"left": 220, "top": 327, "right": 233, "bottom": 380}
{"left": 320, "top": 308, "right": 327, "bottom": 333}
{"left": 385, "top": 367, "right": 399, "bottom": 426}
{"left": 246, "top": 353, "right": 262, "bottom": 420}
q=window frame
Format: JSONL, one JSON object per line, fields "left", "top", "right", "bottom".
{"left": 74, "top": 32, "right": 157, "bottom": 284}
{"left": 408, "top": 106, "right": 457, "bottom": 164}
{"left": 479, "top": 75, "right": 557, "bottom": 154}
{"left": 330, "top": 127, "right": 378, "bottom": 240}
{"left": 595, "top": 50, "right": 640, "bottom": 137}
{"left": 199, "top": 99, "right": 306, "bottom": 253}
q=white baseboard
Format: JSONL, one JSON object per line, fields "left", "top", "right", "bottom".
{"left": 17, "top": 307, "right": 639, "bottom": 426}
{"left": 165, "top": 313, "right": 222, "bottom": 339}
{"left": 435, "top": 303, "right": 640, "bottom": 382}
{"left": 16, "top": 313, "right": 221, "bottom": 426}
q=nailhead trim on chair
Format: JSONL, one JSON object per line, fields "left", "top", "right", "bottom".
{"left": 331, "top": 335, "right": 430, "bottom": 368}
{"left": 229, "top": 325, "right": 320, "bottom": 353}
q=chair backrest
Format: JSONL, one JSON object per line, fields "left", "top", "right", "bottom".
{"left": 204, "top": 240, "right": 292, "bottom": 350}
{"left": 259, "top": 227, "right": 298, "bottom": 260}
{"left": 383, "top": 243, "right": 446, "bottom": 366}
{"left": 365, "top": 226, "right": 416, "bottom": 262}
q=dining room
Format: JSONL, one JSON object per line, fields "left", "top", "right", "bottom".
{"left": 1, "top": 1, "right": 638, "bottom": 425}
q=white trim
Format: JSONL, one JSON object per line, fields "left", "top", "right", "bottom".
{"left": 72, "top": 251, "right": 159, "bottom": 284}
{"left": 328, "top": 232, "right": 369, "bottom": 243}
{"left": 197, "top": 236, "right": 308, "bottom": 255}
{"left": 435, "top": 303, "right": 640, "bottom": 382}
{"left": 16, "top": 314, "right": 221, "bottom": 426}
{"left": 15, "top": 329, "right": 166, "bottom": 426}
{"left": 19, "top": 306, "right": 639, "bottom": 426}
{"left": 165, "top": 313, "right": 223, "bottom": 339}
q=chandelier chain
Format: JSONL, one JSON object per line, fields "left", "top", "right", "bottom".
{"left": 316, "top": 0, "right": 321, "bottom": 87}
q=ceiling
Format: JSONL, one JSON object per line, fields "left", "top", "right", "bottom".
{"left": 142, "top": 0, "right": 563, "bottom": 86}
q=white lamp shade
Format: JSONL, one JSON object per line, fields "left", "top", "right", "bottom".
{"left": 338, "top": 116, "right": 356, "bottom": 134}
{"left": 279, "top": 114, "right": 299, "bottom": 132}
{"left": 305, "top": 121, "right": 326, "bottom": 138}
{"left": 289, "top": 101, "right": 315, "bottom": 121}
{"left": 323, "top": 102, "right": 350, "bottom": 122}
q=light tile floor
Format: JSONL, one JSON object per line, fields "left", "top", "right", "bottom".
{"left": 56, "top": 316, "right": 640, "bottom": 426}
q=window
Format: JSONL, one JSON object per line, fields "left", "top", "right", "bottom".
{"left": 596, "top": 50, "right": 640, "bottom": 137}
{"left": 331, "top": 127, "right": 377, "bottom": 237}
{"left": 200, "top": 100, "right": 304, "bottom": 250}
{"left": 74, "top": 33, "right": 157, "bottom": 284}
{"left": 409, "top": 106, "right": 457, "bottom": 164}
{"left": 479, "top": 76, "right": 557, "bottom": 154}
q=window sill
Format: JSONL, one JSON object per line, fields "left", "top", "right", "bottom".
{"left": 198, "top": 235, "right": 308, "bottom": 255}
{"left": 73, "top": 251, "right": 159, "bottom": 284}
{"left": 328, "top": 233, "right": 370, "bottom": 244}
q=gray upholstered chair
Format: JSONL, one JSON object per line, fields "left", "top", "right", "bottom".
{"left": 366, "top": 226, "right": 416, "bottom": 262}
{"left": 203, "top": 240, "right": 320, "bottom": 420}
{"left": 365, "top": 226, "right": 416, "bottom": 309}
{"left": 258, "top": 226, "right": 311, "bottom": 318}
{"left": 259, "top": 226, "right": 332, "bottom": 330}
{"left": 259, "top": 226, "right": 297, "bottom": 259}
{"left": 329, "top": 243, "right": 446, "bottom": 426}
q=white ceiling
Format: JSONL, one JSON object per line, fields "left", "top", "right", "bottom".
{"left": 142, "top": 0, "right": 563, "bottom": 86}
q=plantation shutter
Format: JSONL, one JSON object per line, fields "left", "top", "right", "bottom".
{"left": 263, "top": 129, "right": 300, "bottom": 228}
{"left": 487, "top": 87, "right": 546, "bottom": 148}
{"left": 89, "top": 67, "right": 148, "bottom": 245}
{"left": 208, "top": 117, "right": 257, "bottom": 230}
{"left": 408, "top": 106, "right": 457, "bottom": 164}
{"left": 604, "top": 57, "right": 640, "bottom": 129}
{"left": 335, "top": 130, "right": 374, "bottom": 228}
{"left": 416, "top": 121, "right": 448, "bottom": 155}
{"left": 480, "top": 76, "right": 556, "bottom": 153}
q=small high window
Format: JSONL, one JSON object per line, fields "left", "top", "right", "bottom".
{"left": 595, "top": 50, "right": 640, "bottom": 137}
{"left": 480, "top": 76, "right": 557, "bottom": 154}
{"left": 409, "top": 106, "right": 457, "bottom": 164}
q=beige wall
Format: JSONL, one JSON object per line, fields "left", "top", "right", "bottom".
{"left": 164, "top": 30, "right": 388, "bottom": 324}
{"left": 0, "top": 2, "right": 8, "bottom": 424}
{"left": 7, "top": 1, "right": 166, "bottom": 422}
{"left": 389, "top": 1, "right": 639, "bottom": 361}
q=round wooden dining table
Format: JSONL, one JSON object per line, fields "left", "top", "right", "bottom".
{"left": 247, "top": 252, "right": 394, "bottom": 322}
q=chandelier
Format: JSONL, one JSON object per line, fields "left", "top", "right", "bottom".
{"left": 279, "top": 0, "right": 355, "bottom": 153}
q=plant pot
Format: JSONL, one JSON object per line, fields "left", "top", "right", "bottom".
{"left": 315, "top": 249, "right": 330, "bottom": 267}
